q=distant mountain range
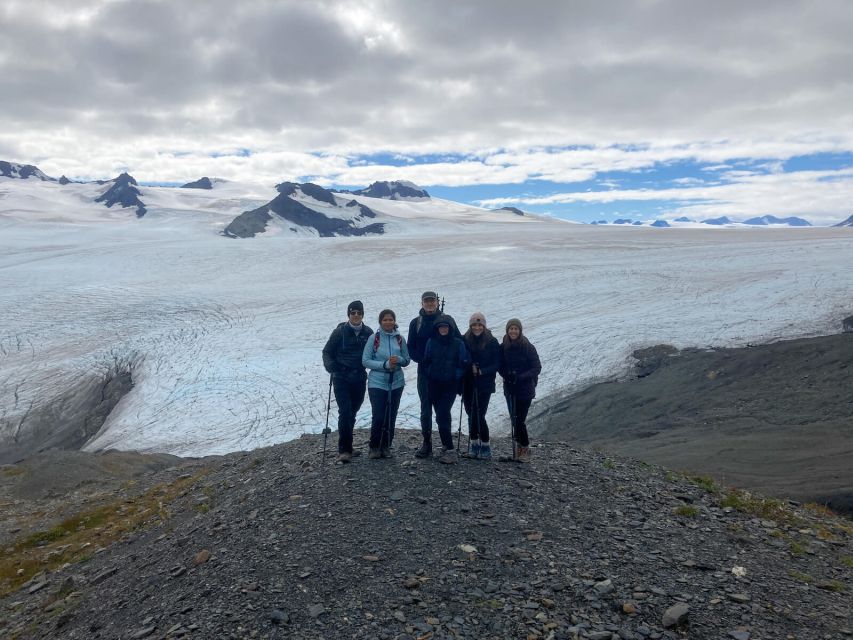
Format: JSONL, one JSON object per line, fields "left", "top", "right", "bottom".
{"left": 2, "top": 160, "right": 852, "bottom": 229}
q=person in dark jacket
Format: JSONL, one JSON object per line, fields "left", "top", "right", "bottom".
{"left": 407, "top": 291, "right": 462, "bottom": 458}
{"left": 498, "top": 318, "right": 542, "bottom": 463}
{"left": 460, "top": 312, "right": 501, "bottom": 460}
{"left": 322, "top": 300, "right": 373, "bottom": 462}
{"left": 423, "top": 315, "right": 470, "bottom": 464}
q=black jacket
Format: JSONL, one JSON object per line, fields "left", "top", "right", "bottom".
{"left": 461, "top": 330, "right": 501, "bottom": 394}
{"left": 322, "top": 322, "right": 373, "bottom": 383}
{"left": 499, "top": 336, "right": 542, "bottom": 401}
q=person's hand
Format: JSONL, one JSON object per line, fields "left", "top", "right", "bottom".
{"left": 471, "top": 364, "right": 480, "bottom": 375}
{"left": 389, "top": 355, "right": 399, "bottom": 370}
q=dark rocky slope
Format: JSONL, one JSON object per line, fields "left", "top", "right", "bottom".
{"left": 533, "top": 332, "right": 853, "bottom": 515}
{"left": 1, "top": 430, "right": 851, "bottom": 639}
{"left": 95, "top": 173, "right": 147, "bottom": 218}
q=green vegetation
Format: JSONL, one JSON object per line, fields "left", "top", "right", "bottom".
{"left": 2, "top": 465, "right": 26, "bottom": 477}
{"left": 674, "top": 505, "right": 699, "bottom": 518}
{"left": 842, "top": 556, "right": 853, "bottom": 569}
{"left": 789, "top": 540, "right": 807, "bottom": 557}
{"left": 787, "top": 569, "right": 813, "bottom": 584}
{"left": 603, "top": 458, "right": 616, "bottom": 470}
{"left": 0, "top": 470, "right": 208, "bottom": 597}
{"left": 689, "top": 475, "right": 719, "bottom": 494}
{"left": 719, "top": 489, "right": 798, "bottom": 525}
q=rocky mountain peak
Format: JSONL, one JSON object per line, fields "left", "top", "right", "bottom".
{"left": 95, "top": 172, "right": 147, "bottom": 218}
{"left": 0, "top": 161, "right": 54, "bottom": 181}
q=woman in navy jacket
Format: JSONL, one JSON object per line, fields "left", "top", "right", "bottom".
{"left": 460, "top": 312, "right": 500, "bottom": 460}
{"left": 498, "top": 318, "right": 541, "bottom": 463}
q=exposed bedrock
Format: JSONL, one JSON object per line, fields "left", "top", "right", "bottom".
{"left": 0, "top": 355, "right": 136, "bottom": 464}
{"left": 533, "top": 330, "right": 853, "bottom": 516}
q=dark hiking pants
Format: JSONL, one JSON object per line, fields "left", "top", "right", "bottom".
{"left": 368, "top": 386, "right": 403, "bottom": 450}
{"left": 334, "top": 378, "right": 366, "bottom": 453}
{"left": 417, "top": 370, "right": 433, "bottom": 441}
{"left": 463, "top": 388, "right": 491, "bottom": 442}
{"left": 505, "top": 394, "right": 531, "bottom": 447}
{"left": 428, "top": 380, "right": 457, "bottom": 450}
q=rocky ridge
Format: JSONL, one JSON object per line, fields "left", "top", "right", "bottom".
{"left": 1, "top": 430, "right": 851, "bottom": 639}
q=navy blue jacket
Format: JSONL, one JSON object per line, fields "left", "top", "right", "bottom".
{"left": 423, "top": 332, "right": 470, "bottom": 383}
{"left": 407, "top": 310, "right": 461, "bottom": 372}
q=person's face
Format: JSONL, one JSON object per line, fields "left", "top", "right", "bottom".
{"left": 381, "top": 314, "right": 396, "bottom": 331}
{"left": 471, "top": 322, "right": 484, "bottom": 336}
{"left": 348, "top": 309, "right": 363, "bottom": 323}
{"left": 508, "top": 325, "right": 520, "bottom": 340}
{"left": 422, "top": 297, "right": 438, "bottom": 314}
{"left": 438, "top": 325, "right": 450, "bottom": 336}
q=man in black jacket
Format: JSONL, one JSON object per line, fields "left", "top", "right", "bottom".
{"left": 407, "top": 291, "right": 461, "bottom": 458}
{"left": 322, "top": 300, "right": 372, "bottom": 462}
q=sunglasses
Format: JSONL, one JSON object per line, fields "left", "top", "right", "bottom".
{"left": 348, "top": 310, "right": 363, "bottom": 316}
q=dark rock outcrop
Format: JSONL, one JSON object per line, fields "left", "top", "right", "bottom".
{"left": 180, "top": 177, "right": 213, "bottom": 189}
{"left": 674, "top": 216, "right": 692, "bottom": 222}
{"left": 224, "top": 184, "right": 383, "bottom": 238}
{"left": 497, "top": 206, "right": 525, "bottom": 216}
{"left": 95, "top": 173, "right": 147, "bottom": 218}
{"left": 613, "top": 218, "right": 633, "bottom": 224}
{"left": 349, "top": 180, "right": 429, "bottom": 200}
{"left": 834, "top": 214, "right": 853, "bottom": 227}
{"left": 58, "top": 175, "right": 71, "bottom": 185}
{"left": 650, "top": 220, "right": 671, "bottom": 228}
{"left": 0, "top": 161, "right": 53, "bottom": 181}
{"left": 843, "top": 315, "right": 853, "bottom": 333}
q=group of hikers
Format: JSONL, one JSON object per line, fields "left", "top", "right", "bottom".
{"left": 322, "top": 291, "right": 542, "bottom": 464}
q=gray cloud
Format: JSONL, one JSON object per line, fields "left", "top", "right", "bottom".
{"left": 2, "top": 0, "right": 853, "bottom": 182}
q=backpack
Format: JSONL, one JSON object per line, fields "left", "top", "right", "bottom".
{"left": 373, "top": 332, "right": 403, "bottom": 352}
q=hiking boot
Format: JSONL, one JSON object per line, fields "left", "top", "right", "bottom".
{"left": 439, "top": 449, "right": 457, "bottom": 464}
{"left": 380, "top": 447, "right": 393, "bottom": 459}
{"left": 337, "top": 452, "right": 352, "bottom": 463}
{"left": 479, "top": 442, "right": 492, "bottom": 460}
{"left": 368, "top": 448, "right": 382, "bottom": 460}
{"left": 414, "top": 442, "right": 433, "bottom": 458}
{"left": 468, "top": 439, "right": 481, "bottom": 459}
{"left": 516, "top": 446, "right": 531, "bottom": 463}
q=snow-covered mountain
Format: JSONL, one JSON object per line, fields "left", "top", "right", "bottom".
{"left": 95, "top": 172, "right": 147, "bottom": 218}
{"left": 741, "top": 215, "right": 811, "bottom": 227}
{"left": 0, "top": 160, "right": 54, "bottom": 181}
{"left": 181, "top": 177, "right": 213, "bottom": 189}
{"left": 224, "top": 182, "right": 384, "bottom": 238}
{"left": 833, "top": 214, "right": 853, "bottom": 227}
{"left": 345, "top": 180, "right": 430, "bottom": 200}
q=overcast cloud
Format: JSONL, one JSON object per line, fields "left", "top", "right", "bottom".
{"left": 2, "top": 0, "right": 853, "bottom": 222}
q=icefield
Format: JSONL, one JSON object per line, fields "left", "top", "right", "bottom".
{"left": 1, "top": 177, "right": 852, "bottom": 456}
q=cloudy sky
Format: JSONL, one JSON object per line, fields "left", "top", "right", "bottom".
{"left": 3, "top": 0, "right": 853, "bottom": 224}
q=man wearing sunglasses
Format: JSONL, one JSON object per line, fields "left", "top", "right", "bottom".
{"left": 322, "top": 300, "right": 373, "bottom": 462}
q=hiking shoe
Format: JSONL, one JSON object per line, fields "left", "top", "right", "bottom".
{"left": 337, "top": 452, "right": 352, "bottom": 463}
{"left": 469, "top": 439, "right": 481, "bottom": 459}
{"left": 439, "top": 449, "right": 457, "bottom": 464}
{"left": 414, "top": 442, "right": 433, "bottom": 458}
{"left": 368, "top": 448, "right": 382, "bottom": 460}
{"left": 479, "top": 442, "right": 492, "bottom": 460}
{"left": 516, "top": 446, "right": 531, "bottom": 463}
{"left": 380, "top": 447, "right": 393, "bottom": 458}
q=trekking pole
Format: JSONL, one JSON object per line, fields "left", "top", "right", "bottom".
{"left": 471, "top": 369, "right": 481, "bottom": 455}
{"left": 382, "top": 368, "right": 394, "bottom": 454}
{"left": 510, "top": 389, "right": 518, "bottom": 461}
{"left": 440, "top": 296, "right": 445, "bottom": 313}
{"left": 456, "top": 392, "right": 464, "bottom": 454}
{"left": 322, "top": 374, "right": 332, "bottom": 465}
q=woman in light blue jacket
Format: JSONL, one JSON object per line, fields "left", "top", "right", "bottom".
{"left": 362, "top": 309, "right": 411, "bottom": 458}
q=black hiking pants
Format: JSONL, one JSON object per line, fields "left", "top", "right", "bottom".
{"left": 333, "top": 378, "right": 366, "bottom": 454}
{"left": 505, "top": 394, "right": 531, "bottom": 447}
{"left": 417, "top": 370, "right": 433, "bottom": 441}
{"left": 428, "top": 380, "right": 457, "bottom": 450}
{"left": 368, "top": 386, "right": 403, "bottom": 450}
{"left": 463, "top": 387, "right": 491, "bottom": 443}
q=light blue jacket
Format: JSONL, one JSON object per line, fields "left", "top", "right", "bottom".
{"left": 362, "top": 329, "right": 411, "bottom": 390}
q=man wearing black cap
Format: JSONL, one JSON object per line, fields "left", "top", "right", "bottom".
{"left": 322, "top": 300, "right": 373, "bottom": 462}
{"left": 407, "top": 291, "right": 461, "bottom": 458}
